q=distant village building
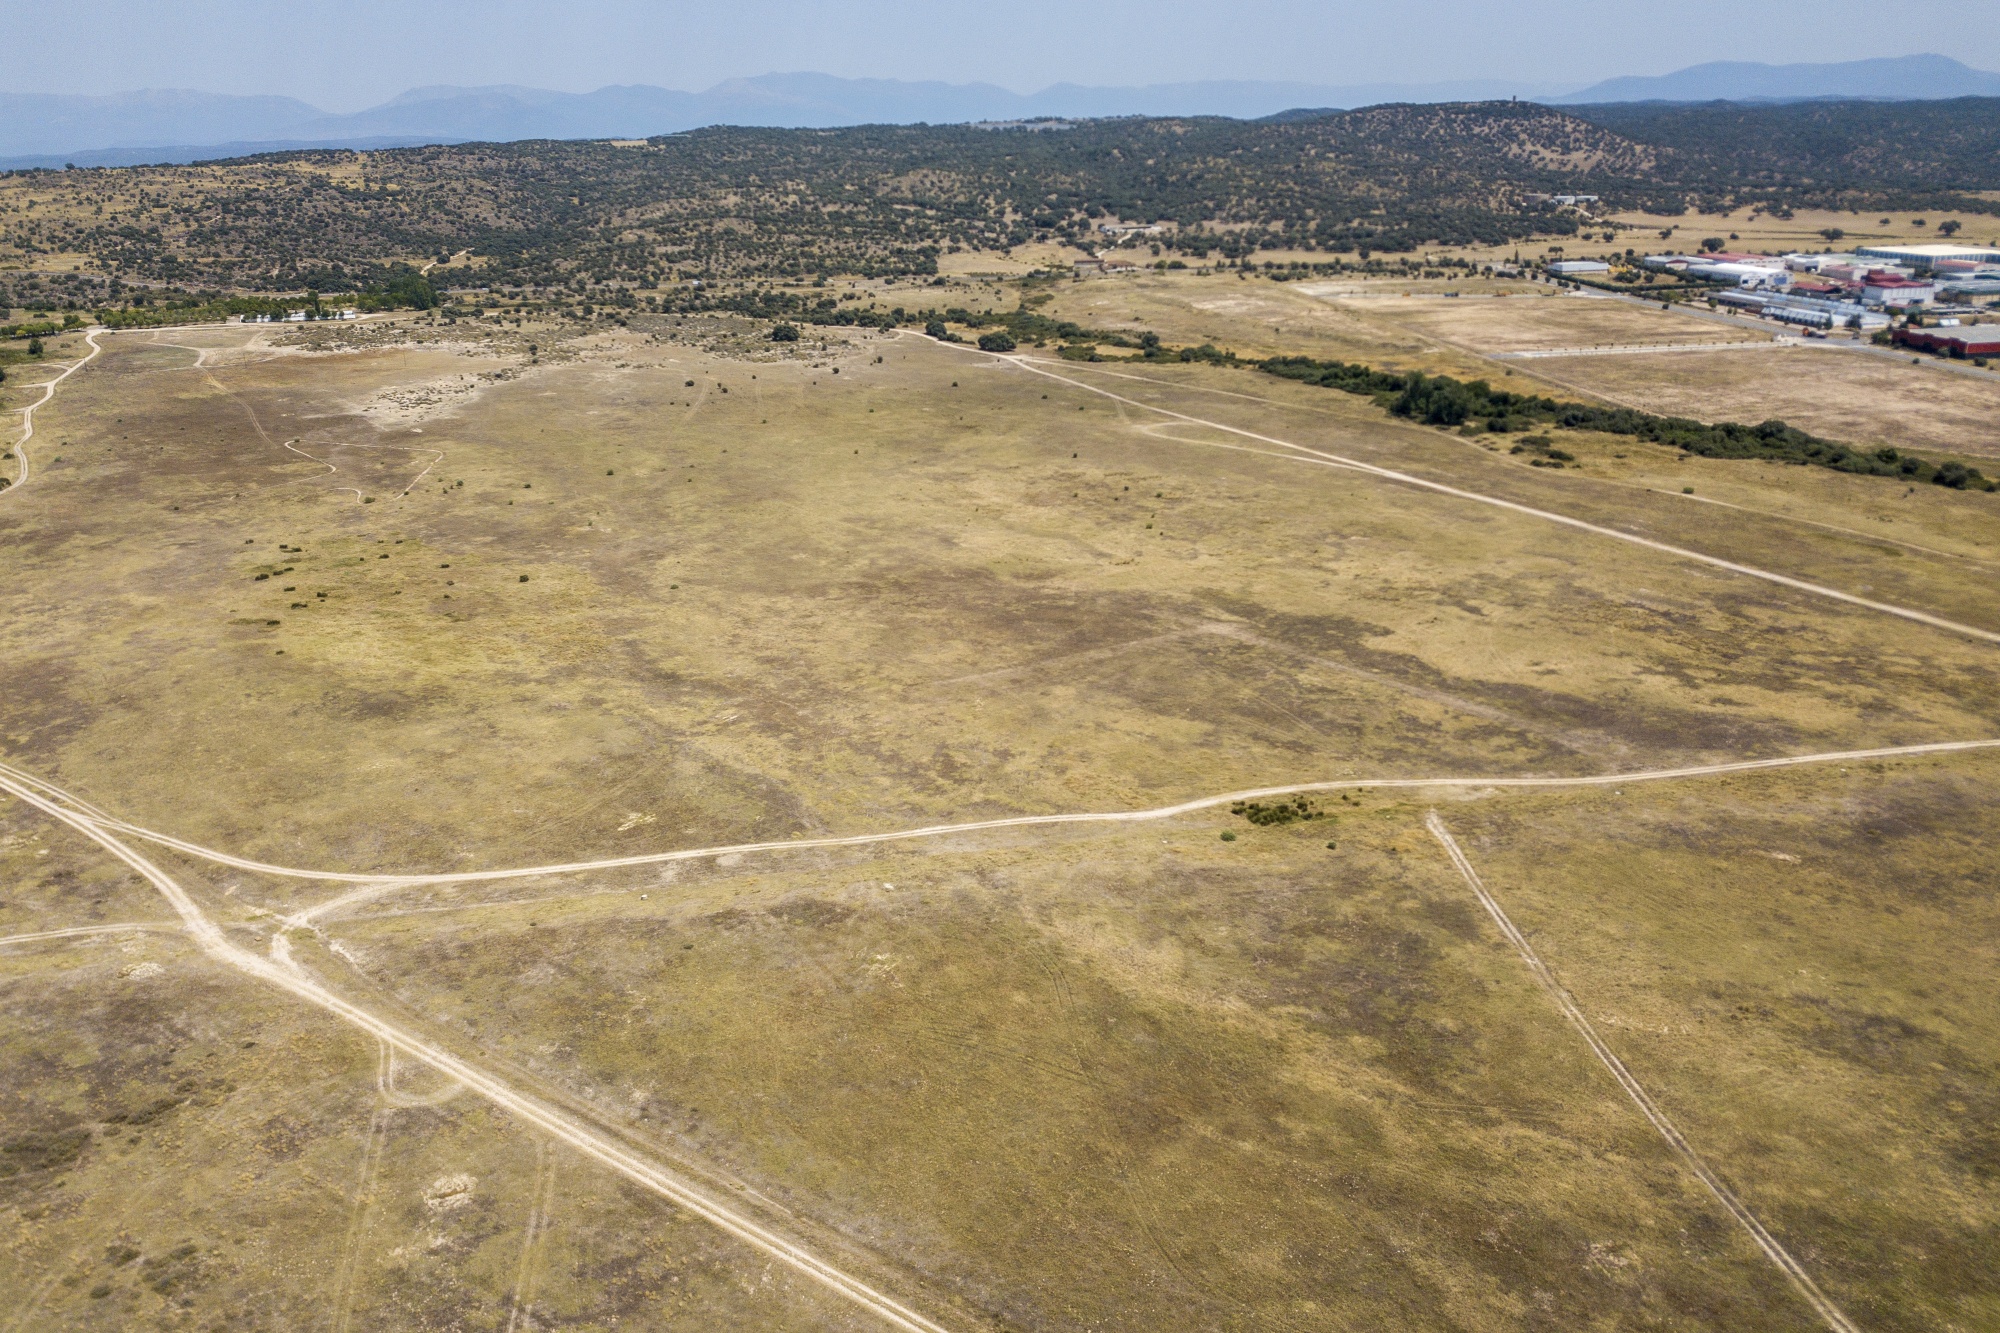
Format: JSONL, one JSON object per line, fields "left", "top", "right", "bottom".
{"left": 1547, "top": 260, "right": 1609, "bottom": 275}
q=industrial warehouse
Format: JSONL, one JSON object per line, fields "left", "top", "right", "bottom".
{"left": 1612, "top": 241, "right": 2000, "bottom": 340}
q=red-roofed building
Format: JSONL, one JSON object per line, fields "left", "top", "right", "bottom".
{"left": 1862, "top": 274, "right": 1936, "bottom": 307}
{"left": 1895, "top": 326, "right": 2000, "bottom": 358}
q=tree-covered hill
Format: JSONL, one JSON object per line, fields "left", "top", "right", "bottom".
{"left": 0, "top": 104, "right": 1651, "bottom": 293}
{"left": 1571, "top": 96, "right": 2000, "bottom": 210}
{"left": 3, "top": 96, "right": 1997, "bottom": 301}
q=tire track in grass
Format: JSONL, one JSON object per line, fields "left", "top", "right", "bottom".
{"left": 505, "top": 1141, "right": 559, "bottom": 1333}
{"left": 1423, "top": 811, "right": 1862, "bottom": 1333}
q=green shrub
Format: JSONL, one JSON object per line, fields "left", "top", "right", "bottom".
{"left": 977, "top": 331, "right": 1016, "bottom": 352}
{"left": 1230, "top": 795, "right": 1327, "bottom": 826}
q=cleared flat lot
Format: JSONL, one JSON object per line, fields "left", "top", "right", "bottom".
{"left": 1302, "top": 288, "right": 1765, "bottom": 354}
{"left": 1522, "top": 342, "right": 2000, "bottom": 459}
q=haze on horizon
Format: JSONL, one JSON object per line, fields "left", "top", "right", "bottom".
{"left": 3, "top": 0, "right": 1998, "bottom": 112}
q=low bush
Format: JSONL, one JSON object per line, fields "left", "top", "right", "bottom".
{"left": 1230, "top": 795, "right": 1328, "bottom": 827}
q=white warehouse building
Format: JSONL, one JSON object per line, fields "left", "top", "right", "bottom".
{"left": 1687, "top": 261, "right": 1789, "bottom": 288}
{"left": 1854, "top": 243, "right": 2000, "bottom": 271}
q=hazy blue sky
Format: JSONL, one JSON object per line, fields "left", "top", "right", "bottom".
{"left": 4, "top": 0, "right": 1995, "bottom": 110}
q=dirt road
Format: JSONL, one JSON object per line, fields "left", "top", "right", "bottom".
{"left": 0, "top": 763, "right": 958, "bottom": 1333}
{"left": 5, "top": 742, "right": 1992, "bottom": 896}
{"left": 3, "top": 328, "right": 103, "bottom": 493}
{"left": 928, "top": 337, "right": 2000, "bottom": 647}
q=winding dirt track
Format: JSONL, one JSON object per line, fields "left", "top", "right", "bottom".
{"left": 3, "top": 329, "right": 103, "bottom": 494}
{"left": 0, "top": 329, "right": 957, "bottom": 1333}
{"left": 4, "top": 742, "right": 1993, "bottom": 893}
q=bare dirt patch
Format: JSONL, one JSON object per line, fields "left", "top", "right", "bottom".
{"left": 1316, "top": 289, "right": 1764, "bottom": 354}
{"left": 1527, "top": 345, "right": 2000, "bottom": 458}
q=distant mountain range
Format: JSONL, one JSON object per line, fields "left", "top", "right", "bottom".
{"left": 1552, "top": 53, "right": 2000, "bottom": 104}
{"left": 0, "top": 75, "right": 1569, "bottom": 167}
{"left": 2, "top": 55, "right": 1996, "bottom": 170}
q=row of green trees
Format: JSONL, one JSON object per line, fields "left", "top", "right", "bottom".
{"left": 1260, "top": 357, "right": 1995, "bottom": 489}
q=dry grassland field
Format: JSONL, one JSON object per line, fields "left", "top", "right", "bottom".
{"left": 1513, "top": 344, "right": 2000, "bottom": 461}
{"left": 2, "top": 283, "right": 1999, "bottom": 1333}
{"left": 1148, "top": 277, "right": 2000, "bottom": 461}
